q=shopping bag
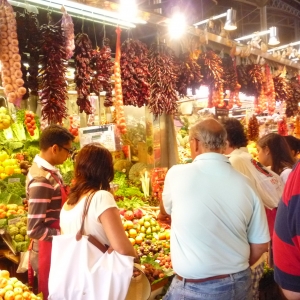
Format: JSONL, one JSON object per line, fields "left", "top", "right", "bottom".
{"left": 48, "top": 233, "right": 134, "bottom": 300}
{"left": 249, "top": 159, "right": 284, "bottom": 209}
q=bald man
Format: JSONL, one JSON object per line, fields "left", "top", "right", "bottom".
{"left": 159, "top": 118, "right": 270, "bottom": 300}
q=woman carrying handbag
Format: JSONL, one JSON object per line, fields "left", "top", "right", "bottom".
{"left": 48, "top": 143, "right": 136, "bottom": 300}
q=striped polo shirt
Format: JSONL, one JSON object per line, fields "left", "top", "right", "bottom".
{"left": 26, "top": 155, "right": 63, "bottom": 241}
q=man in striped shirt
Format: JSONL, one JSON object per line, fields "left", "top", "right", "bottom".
{"left": 26, "top": 125, "right": 74, "bottom": 298}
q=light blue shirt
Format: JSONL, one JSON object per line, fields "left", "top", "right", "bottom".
{"left": 162, "top": 153, "right": 270, "bottom": 279}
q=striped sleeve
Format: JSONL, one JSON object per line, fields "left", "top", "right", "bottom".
{"left": 27, "top": 177, "right": 58, "bottom": 241}
{"left": 274, "top": 161, "right": 300, "bottom": 292}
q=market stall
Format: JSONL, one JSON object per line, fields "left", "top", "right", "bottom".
{"left": 0, "top": 0, "right": 300, "bottom": 298}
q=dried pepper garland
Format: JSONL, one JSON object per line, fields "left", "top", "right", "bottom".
{"left": 197, "top": 50, "right": 224, "bottom": 108}
{"left": 120, "top": 38, "right": 150, "bottom": 107}
{"left": 90, "top": 38, "right": 114, "bottom": 106}
{"left": 263, "top": 65, "right": 275, "bottom": 114}
{"left": 74, "top": 33, "right": 93, "bottom": 114}
{"left": 288, "top": 78, "right": 300, "bottom": 117}
{"left": 247, "top": 115, "right": 259, "bottom": 142}
{"left": 148, "top": 44, "right": 178, "bottom": 117}
{"left": 273, "top": 75, "right": 292, "bottom": 102}
{"left": 176, "top": 52, "right": 202, "bottom": 97}
{"left": 277, "top": 117, "right": 288, "bottom": 136}
{"left": 39, "top": 24, "right": 68, "bottom": 124}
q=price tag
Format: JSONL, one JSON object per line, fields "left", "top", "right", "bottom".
{"left": 8, "top": 217, "right": 21, "bottom": 226}
{"left": 8, "top": 178, "right": 20, "bottom": 184}
{"left": 215, "top": 107, "right": 229, "bottom": 118}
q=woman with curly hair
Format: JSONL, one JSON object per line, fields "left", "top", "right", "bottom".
{"left": 257, "top": 133, "right": 295, "bottom": 184}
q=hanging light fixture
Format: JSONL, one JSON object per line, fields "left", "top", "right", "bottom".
{"left": 168, "top": 6, "right": 186, "bottom": 39}
{"left": 224, "top": 8, "right": 237, "bottom": 31}
{"left": 268, "top": 26, "right": 280, "bottom": 46}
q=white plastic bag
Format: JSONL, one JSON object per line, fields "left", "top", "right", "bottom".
{"left": 48, "top": 234, "right": 134, "bottom": 300}
{"left": 16, "top": 251, "right": 29, "bottom": 273}
{"left": 248, "top": 159, "right": 284, "bottom": 209}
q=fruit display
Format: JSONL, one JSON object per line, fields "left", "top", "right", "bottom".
{"left": 0, "top": 270, "right": 41, "bottom": 299}
{"left": 7, "top": 215, "right": 29, "bottom": 253}
{"left": 0, "top": 153, "right": 21, "bottom": 179}
{"left": 23, "top": 111, "right": 36, "bottom": 137}
{"left": 0, "top": 108, "right": 12, "bottom": 130}
{"left": 247, "top": 142, "right": 258, "bottom": 160}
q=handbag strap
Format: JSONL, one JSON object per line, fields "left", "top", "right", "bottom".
{"left": 76, "top": 192, "right": 95, "bottom": 241}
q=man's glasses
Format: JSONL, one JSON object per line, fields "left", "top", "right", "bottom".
{"left": 59, "top": 145, "right": 75, "bottom": 155}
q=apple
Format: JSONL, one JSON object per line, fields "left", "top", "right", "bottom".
{"left": 138, "top": 218, "right": 144, "bottom": 225}
{"left": 124, "top": 211, "right": 134, "bottom": 221}
{"left": 0, "top": 271, "right": 10, "bottom": 279}
{"left": 144, "top": 221, "right": 151, "bottom": 228}
{"left": 13, "top": 287, "right": 23, "bottom": 295}
{"left": 144, "top": 215, "right": 151, "bottom": 221}
{"left": 129, "top": 229, "right": 137, "bottom": 238}
{"left": 119, "top": 209, "right": 126, "bottom": 216}
{"left": 125, "top": 221, "right": 133, "bottom": 229}
{"left": 0, "top": 279, "right": 7, "bottom": 289}
{"left": 4, "top": 290, "right": 14, "bottom": 300}
{"left": 133, "top": 208, "right": 143, "bottom": 219}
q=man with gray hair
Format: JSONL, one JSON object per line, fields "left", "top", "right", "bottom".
{"left": 159, "top": 118, "right": 270, "bottom": 300}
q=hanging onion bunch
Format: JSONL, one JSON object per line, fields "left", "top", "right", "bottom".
{"left": 39, "top": 24, "right": 68, "bottom": 124}
{"left": 247, "top": 115, "right": 259, "bottom": 142}
{"left": 176, "top": 52, "right": 202, "bottom": 97}
{"left": 120, "top": 38, "right": 150, "bottom": 107}
{"left": 74, "top": 33, "right": 93, "bottom": 114}
{"left": 148, "top": 44, "right": 178, "bottom": 117}
{"left": 0, "top": 1, "right": 26, "bottom": 104}
{"left": 90, "top": 38, "right": 114, "bottom": 106}
{"left": 197, "top": 50, "right": 224, "bottom": 107}
{"left": 61, "top": 11, "right": 75, "bottom": 60}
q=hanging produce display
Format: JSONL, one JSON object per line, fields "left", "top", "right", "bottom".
{"left": 263, "top": 65, "right": 276, "bottom": 114}
{"left": 176, "top": 52, "right": 202, "bottom": 97}
{"left": 247, "top": 115, "right": 260, "bottom": 142}
{"left": 90, "top": 38, "right": 114, "bottom": 106}
{"left": 148, "top": 44, "right": 178, "bottom": 117}
{"left": 114, "top": 27, "right": 127, "bottom": 134}
{"left": 0, "top": 1, "right": 26, "bottom": 105}
{"left": 74, "top": 33, "right": 93, "bottom": 114}
{"left": 287, "top": 77, "right": 300, "bottom": 117}
{"left": 39, "top": 24, "right": 68, "bottom": 124}
{"left": 120, "top": 38, "right": 150, "bottom": 107}
{"left": 197, "top": 50, "right": 224, "bottom": 108}
{"left": 278, "top": 117, "right": 288, "bottom": 136}
{"left": 16, "top": 11, "right": 40, "bottom": 98}
{"left": 61, "top": 10, "right": 75, "bottom": 60}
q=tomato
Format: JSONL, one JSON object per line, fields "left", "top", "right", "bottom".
{"left": 32, "top": 125, "right": 36, "bottom": 130}
{"left": 26, "top": 123, "right": 32, "bottom": 128}
{"left": 26, "top": 116, "right": 32, "bottom": 122}
{"left": 30, "top": 119, "right": 36, "bottom": 125}
{"left": 28, "top": 129, "right": 34, "bottom": 135}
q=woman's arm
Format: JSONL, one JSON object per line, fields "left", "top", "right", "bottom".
{"left": 99, "top": 207, "right": 136, "bottom": 257}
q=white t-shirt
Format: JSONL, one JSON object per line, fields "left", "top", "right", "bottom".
{"left": 280, "top": 168, "right": 292, "bottom": 184}
{"left": 60, "top": 190, "right": 117, "bottom": 246}
{"left": 162, "top": 153, "right": 270, "bottom": 279}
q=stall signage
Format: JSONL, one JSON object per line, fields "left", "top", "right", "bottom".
{"left": 215, "top": 107, "right": 229, "bottom": 117}
{"left": 79, "top": 124, "right": 121, "bottom": 151}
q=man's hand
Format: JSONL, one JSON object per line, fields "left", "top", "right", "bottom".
{"left": 157, "top": 212, "right": 171, "bottom": 225}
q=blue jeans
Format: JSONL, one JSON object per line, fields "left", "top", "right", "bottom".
{"left": 163, "top": 268, "right": 252, "bottom": 300}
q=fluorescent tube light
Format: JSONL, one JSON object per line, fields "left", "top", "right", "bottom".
{"left": 267, "top": 41, "right": 300, "bottom": 52}
{"left": 235, "top": 30, "right": 271, "bottom": 42}
{"left": 14, "top": 0, "right": 137, "bottom": 28}
{"left": 193, "top": 12, "right": 227, "bottom": 27}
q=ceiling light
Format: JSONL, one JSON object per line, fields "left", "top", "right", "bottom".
{"left": 267, "top": 41, "right": 300, "bottom": 52}
{"left": 119, "top": 0, "right": 137, "bottom": 21}
{"left": 193, "top": 12, "right": 227, "bottom": 27}
{"left": 169, "top": 7, "right": 186, "bottom": 39}
{"left": 268, "top": 26, "right": 280, "bottom": 46}
{"left": 224, "top": 8, "right": 237, "bottom": 31}
{"left": 13, "top": 0, "right": 138, "bottom": 28}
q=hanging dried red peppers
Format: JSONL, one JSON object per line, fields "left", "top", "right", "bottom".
{"left": 39, "top": 24, "right": 68, "bottom": 124}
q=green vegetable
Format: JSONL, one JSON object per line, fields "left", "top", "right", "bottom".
{"left": 58, "top": 158, "right": 74, "bottom": 174}
{"left": 4, "top": 174, "right": 26, "bottom": 186}
{"left": 115, "top": 186, "right": 144, "bottom": 198}
{"left": 8, "top": 226, "right": 19, "bottom": 236}
{"left": 0, "top": 192, "right": 23, "bottom": 205}
{"left": 20, "top": 217, "right": 27, "bottom": 224}
{"left": 0, "top": 219, "right": 8, "bottom": 229}
{"left": 14, "top": 234, "right": 25, "bottom": 242}
{"left": 3, "top": 182, "right": 26, "bottom": 198}
{"left": 113, "top": 159, "right": 133, "bottom": 176}
{"left": 129, "top": 163, "right": 148, "bottom": 182}
{"left": 19, "top": 226, "right": 27, "bottom": 236}
{"left": 116, "top": 196, "right": 147, "bottom": 210}
{"left": 16, "top": 222, "right": 26, "bottom": 229}
{"left": 62, "top": 170, "right": 74, "bottom": 186}
{"left": 11, "top": 123, "right": 26, "bottom": 141}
